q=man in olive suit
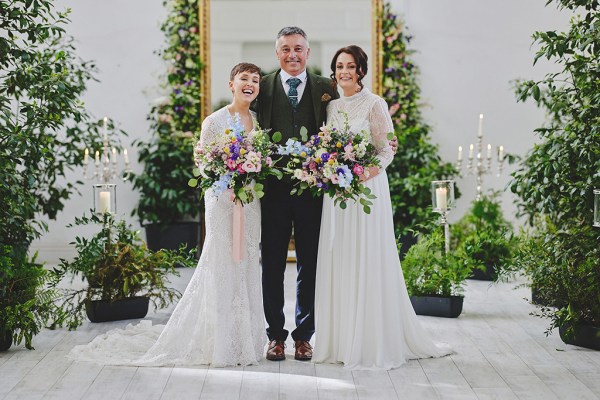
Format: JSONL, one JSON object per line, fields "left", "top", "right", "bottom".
{"left": 255, "top": 27, "right": 338, "bottom": 361}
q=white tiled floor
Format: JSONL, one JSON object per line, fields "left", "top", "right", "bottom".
{"left": 1, "top": 266, "right": 599, "bottom": 400}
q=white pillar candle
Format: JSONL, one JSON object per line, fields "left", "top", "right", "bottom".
{"left": 95, "top": 150, "right": 100, "bottom": 166}
{"left": 468, "top": 144, "right": 474, "bottom": 159}
{"left": 436, "top": 187, "right": 448, "bottom": 209}
{"left": 498, "top": 145, "right": 504, "bottom": 161}
{"left": 487, "top": 143, "right": 492, "bottom": 159}
{"left": 478, "top": 114, "right": 483, "bottom": 137}
{"left": 111, "top": 147, "right": 117, "bottom": 164}
{"left": 99, "top": 191, "right": 111, "bottom": 213}
{"left": 84, "top": 148, "right": 89, "bottom": 164}
{"left": 124, "top": 148, "right": 129, "bottom": 164}
{"left": 457, "top": 146, "right": 463, "bottom": 161}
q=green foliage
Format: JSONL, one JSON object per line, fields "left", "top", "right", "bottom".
{"left": 130, "top": 0, "right": 202, "bottom": 225}
{"left": 511, "top": 0, "right": 600, "bottom": 329}
{"left": 401, "top": 229, "right": 471, "bottom": 297}
{"left": 452, "top": 193, "right": 515, "bottom": 281}
{"left": 0, "top": 0, "right": 122, "bottom": 349}
{"left": 51, "top": 213, "right": 195, "bottom": 330}
{"left": 381, "top": 3, "right": 459, "bottom": 238}
{"left": 0, "top": 247, "right": 59, "bottom": 350}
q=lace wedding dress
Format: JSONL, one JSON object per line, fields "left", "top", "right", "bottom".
{"left": 313, "top": 88, "right": 451, "bottom": 370}
{"left": 69, "top": 107, "right": 265, "bottom": 367}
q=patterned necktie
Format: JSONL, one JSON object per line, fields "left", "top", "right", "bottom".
{"left": 286, "top": 77, "right": 302, "bottom": 108}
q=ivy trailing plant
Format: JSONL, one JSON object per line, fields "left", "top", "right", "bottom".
{"left": 0, "top": 1, "right": 119, "bottom": 349}
{"left": 381, "top": 2, "right": 458, "bottom": 240}
{"left": 511, "top": 0, "right": 600, "bottom": 333}
{"left": 130, "top": 0, "right": 202, "bottom": 226}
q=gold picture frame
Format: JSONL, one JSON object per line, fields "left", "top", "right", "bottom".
{"left": 198, "top": 0, "right": 384, "bottom": 122}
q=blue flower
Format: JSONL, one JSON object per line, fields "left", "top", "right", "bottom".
{"left": 336, "top": 165, "right": 353, "bottom": 188}
{"left": 211, "top": 173, "right": 232, "bottom": 197}
{"left": 278, "top": 139, "right": 309, "bottom": 156}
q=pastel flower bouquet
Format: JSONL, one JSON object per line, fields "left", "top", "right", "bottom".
{"left": 189, "top": 115, "right": 282, "bottom": 204}
{"left": 278, "top": 114, "right": 379, "bottom": 213}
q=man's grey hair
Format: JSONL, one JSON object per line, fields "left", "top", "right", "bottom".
{"left": 275, "top": 26, "right": 309, "bottom": 48}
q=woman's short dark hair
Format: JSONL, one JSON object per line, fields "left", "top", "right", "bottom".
{"left": 229, "top": 62, "right": 261, "bottom": 81}
{"left": 329, "top": 45, "right": 368, "bottom": 91}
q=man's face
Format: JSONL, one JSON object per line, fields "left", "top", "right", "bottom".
{"left": 276, "top": 34, "right": 310, "bottom": 76}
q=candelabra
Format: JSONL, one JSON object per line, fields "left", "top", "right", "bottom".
{"left": 81, "top": 117, "right": 131, "bottom": 214}
{"left": 455, "top": 114, "right": 505, "bottom": 200}
{"left": 594, "top": 189, "right": 600, "bottom": 228}
{"left": 431, "top": 180, "right": 455, "bottom": 254}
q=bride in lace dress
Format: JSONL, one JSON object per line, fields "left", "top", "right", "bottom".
{"left": 68, "top": 63, "right": 265, "bottom": 367}
{"left": 313, "top": 46, "right": 451, "bottom": 370}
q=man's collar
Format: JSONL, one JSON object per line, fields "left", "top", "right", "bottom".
{"left": 280, "top": 69, "right": 308, "bottom": 84}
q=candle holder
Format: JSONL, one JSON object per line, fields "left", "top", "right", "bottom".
{"left": 455, "top": 114, "right": 505, "bottom": 200}
{"left": 594, "top": 189, "right": 600, "bottom": 228}
{"left": 93, "top": 184, "right": 117, "bottom": 215}
{"left": 431, "top": 180, "right": 455, "bottom": 254}
{"left": 82, "top": 117, "right": 131, "bottom": 183}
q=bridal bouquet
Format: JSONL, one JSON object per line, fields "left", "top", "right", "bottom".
{"left": 279, "top": 114, "right": 379, "bottom": 213}
{"left": 189, "top": 115, "right": 282, "bottom": 204}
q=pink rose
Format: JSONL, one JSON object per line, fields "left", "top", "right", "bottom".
{"left": 330, "top": 174, "right": 339, "bottom": 184}
{"left": 226, "top": 159, "right": 237, "bottom": 170}
{"left": 353, "top": 164, "right": 364, "bottom": 176}
{"left": 242, "top": 160, "right": 257, "bottom": 172}
{"left": 237, "top": 164, "right": 245, "bottom": 173}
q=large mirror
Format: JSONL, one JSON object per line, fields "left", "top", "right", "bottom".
{"left": 199, "top": 0, "right": 383, "bottom": 120}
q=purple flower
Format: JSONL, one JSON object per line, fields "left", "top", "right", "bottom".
{"left": 321, "top": 152, "right": 330, "bottom": 162}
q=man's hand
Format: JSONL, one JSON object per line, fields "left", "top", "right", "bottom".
{"left": 389, "top": 135, "right": 398, "bottom": 154}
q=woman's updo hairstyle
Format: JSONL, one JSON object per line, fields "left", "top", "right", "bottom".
{"left": 329, "top": 45, "right": 368, "bottom": 91}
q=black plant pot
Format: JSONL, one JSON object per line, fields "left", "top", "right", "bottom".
{"left": 410, "top": 295, "right": 464, "bottom": 318}
{"left": 559, "top": 323, "right": 600, "bottom": 351}
{"left": 145, "top": 222, "right": 201, "bottom": 264}
{"left": 0, "top": 329, "right": 12, "bottom": 352}
{"left": 85, "top": 297, "right": 150, "bottom": 323}
{"left": 470, "top": 263, "right": 495, "bottom": 281}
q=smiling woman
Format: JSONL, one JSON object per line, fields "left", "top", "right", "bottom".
{"left": 199, "top": 0, "right": 383, "bottom": 120}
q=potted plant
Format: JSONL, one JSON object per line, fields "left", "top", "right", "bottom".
{"left": 401, "top": 229, "right": 472, "bottom": 318}
{"left": 452, "top": 192, "right": 515, "bottom": 281}
{"left": 381, "top": 4, "right": 459, "bottom": 255}
{"left": 130, "top": 0, "right": 203, "bottom": 255}
{"left": 511, "top": 0, "right": 600, "bottom": 349}
{"left": 51, "top": 213, "right": 194, "bottom": 330}
{"left": 0, "top": 1, "right": 108, "bottom": 349}
{"left": 0, "top": 247, "right": 59, "bottom": 351}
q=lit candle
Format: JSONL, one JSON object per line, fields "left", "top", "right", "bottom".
{"left": 477, "top": 152, "right": 482, "bottom": 160}
{"left": 478, "top": 114, "right": 483, "bottom": 137}
{"left": 457, "top": 146, "right": 463, "bottom": 161}
{"left": 84, "top": 148, "right": 89, "bottom": 164}
{"left": 111, "top": 147, "right": 117, "bottom": 164}
{"left": 103, "top": 116, "right": 108, "bottom": 143}
{"left": 436, "top": 187, "right": 448, "bottom": 210}
{"left": 95, "top": 150, "right": 100, "bottom": 166}
{"left": 469, "top": 144, "right": 474, "bottom": 159}
{"left": 124, "top": 148, "right": 129, "bottom": 164}
{"left": 99, "top": 191, "right": 111, "bottom": 213}
{"left": 498, "top": 145, "right": 504, "bottom": 161}
{"left": 487, "top": 144, "right": 492, "bottom": 159}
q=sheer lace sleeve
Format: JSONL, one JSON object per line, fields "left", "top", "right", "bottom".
{"left": 199, "top": 114, "right": 221, "bottom": 149}
{"left": 369, "top": 97, "right": 395, "bottom": 169}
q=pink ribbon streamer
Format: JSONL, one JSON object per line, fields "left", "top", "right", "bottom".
{"left": 232, "top": 200, "right": 245, "bottom": 263}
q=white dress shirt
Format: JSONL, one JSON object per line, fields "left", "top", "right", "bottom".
{"left": 279, "top": 69, "right": 308, "bottom": 103}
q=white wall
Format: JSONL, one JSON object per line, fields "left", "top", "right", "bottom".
{"left": 31, "top": 0, "right": 571, "bottom": 263}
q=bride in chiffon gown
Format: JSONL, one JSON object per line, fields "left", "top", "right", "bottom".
{"left": 313, "top": 46, "right": 451, "bottom": 370}
{"left": 69, "top": 65, "right": 265, "bottom": 367}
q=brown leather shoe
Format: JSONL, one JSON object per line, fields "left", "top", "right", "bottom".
{"left": 266, "top": 340, "right": 286, "bottom": 361}
{"left": 294, "top": 340, "right": 313, "bottom": 361}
